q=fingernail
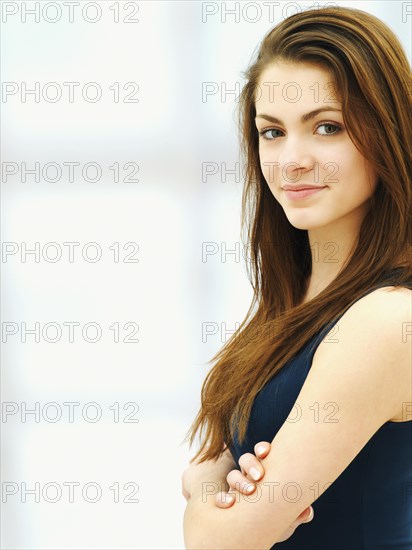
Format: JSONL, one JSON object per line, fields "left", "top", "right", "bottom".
{"left": 243, "top": 483, "right": 255, "bottom": 493}
{"left": 250, "top": 467, "right": 261, "bottom": 481}
{"left": 306, "top": 508, "right": 314, "bottom": 522}
{"left": 256, "top": 445, "right": 266, "bottom": 455}
{"left": 219, "top": 492, "right": 234, "bottom": 504}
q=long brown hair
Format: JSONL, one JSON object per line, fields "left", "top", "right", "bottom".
{"left": 184, "top": 6, "right": 412, "bottom": 463}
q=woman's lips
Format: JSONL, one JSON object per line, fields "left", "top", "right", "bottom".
{"left": 283, "top": 187, "right": 326, "bottom": 200}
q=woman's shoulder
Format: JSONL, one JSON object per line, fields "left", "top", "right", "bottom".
{"left": 349, "top": 264, "right": 412, "bottom": 310}
{"left": 316, "top": 284, "right": 411, "bottom": 372}
{"left": 336, "top": 284, "right": 410, "bottom": 327}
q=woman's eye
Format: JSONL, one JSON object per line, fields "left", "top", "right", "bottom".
{"left": 316, "top": 123, "right": 341, "bottom": 135}
{"left": 258, "top": 128, "right": 284, "bottom": 140}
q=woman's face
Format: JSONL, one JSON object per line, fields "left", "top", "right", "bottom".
{"left": 255, "top": 61, "right": 378, "bottom": 230}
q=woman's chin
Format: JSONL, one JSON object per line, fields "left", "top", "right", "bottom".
{"left": 283, "top": 212, "right": 324, "bottom": 231}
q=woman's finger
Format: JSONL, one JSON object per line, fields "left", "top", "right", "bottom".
{"left": 300, "top": 506, "right": 314, "bottom": 522}
{"left": 215, "top": 491, "right": 236, "bottom": 508}
{"left": 226, "top": 469, "right": 256, "bottom": 494}
{"left": 276, "top": 506, "right": 315, "bottom": 543}
{"left": 254, "top": 441, "right": 271, "bottom": 459}
{"left": 238, "top": 452, "right": 264, "bottom": 481}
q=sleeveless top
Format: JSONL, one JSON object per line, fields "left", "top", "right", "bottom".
{"left": 228, "top": 267, "right": 412, "bottom": 549}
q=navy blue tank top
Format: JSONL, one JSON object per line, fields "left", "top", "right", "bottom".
{"left": 229, "top": 268, "right": 412, "bottom": 549}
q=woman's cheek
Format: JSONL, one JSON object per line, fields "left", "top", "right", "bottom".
{"left": 261, "top": 162, "right": 279, "bottom": 189}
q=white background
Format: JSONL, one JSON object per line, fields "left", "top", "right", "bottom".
{"left": 1, "top": 1, "right": 411, "bottom": 548}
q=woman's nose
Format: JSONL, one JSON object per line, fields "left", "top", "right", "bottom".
{"left": 277, "top": 138, "right": 315, "bottom": 181}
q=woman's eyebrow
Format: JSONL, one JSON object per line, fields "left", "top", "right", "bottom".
{"left": 255, "top": 107, "right": 342, "bottom": 124}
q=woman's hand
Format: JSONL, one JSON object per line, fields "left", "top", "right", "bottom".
{"left": 182, "top": 446, "right": 236, "bottom": 502}
{"left": 215, "top": 441, "right": 314, "bottom": 543}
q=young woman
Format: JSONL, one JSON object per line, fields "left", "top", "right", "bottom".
{"left": 182, "top": 6, "right": 411, "bottom": 549}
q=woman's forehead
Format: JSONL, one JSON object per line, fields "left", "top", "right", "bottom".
{"left": 254, "top": 65, "right": 342, "bottom": 114}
